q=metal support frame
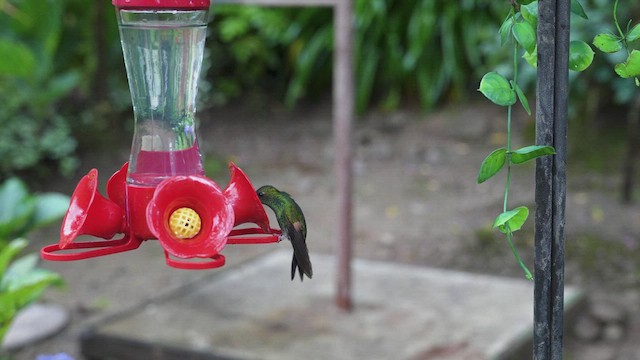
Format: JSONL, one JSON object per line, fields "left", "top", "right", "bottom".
{"left": 213, "top": 0, "right": 354, "bottom": 311}
{"left": 534, "top": 0, "right": 570, "bottom": 359}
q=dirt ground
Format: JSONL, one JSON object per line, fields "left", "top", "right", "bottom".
{"left": 12, "top": 99, "right": 640, "bottom": 359}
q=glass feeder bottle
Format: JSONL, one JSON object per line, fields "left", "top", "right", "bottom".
{"left": 114, "top": 1, "right": 210, "bottom": 187}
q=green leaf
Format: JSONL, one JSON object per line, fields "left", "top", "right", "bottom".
{"left": 569, "top": 40, "right": 594, "bottom": 72}
{"left": 0, "top": 293, "right": 18, "bottom": 327}
{"left": 499, "top": 12, "right": 515, "bottom": 46}
{"left": 521, "top": 2, "right": 538, "bottom": 27}
{"left": 285, "top": 26, "right": 332, "bottom": 107}
{"left": 1, "top": 254, "right": 38, "bottom": 291}
{"left": 1, "top": 273, "right": 62, "bottom": 311}
{"left": 516, "top": 0, "right": 535, "bottom": 4}
{"left": 571, "top": 0, "right": 588, "bottom": 19}
{"left": 27, "top": 193, "right": 70, "bottom": 231}
{"left": 1, "top": 254, "right": 62, "bottom": 293}
{"left": 512, "top": 22, "right": 536, "bottom": 54}
{"left": 511, "top": 81, "right": 531, "bottom": 116}
{"left": 523, "top": 47, "right": 538, "bottom": 68}
{"left": 511, "top": 145, "right": 556, "bottom": 164}
{"left": 479, "top": 72, "right": 516, "bottom": 107}
{"left": 218, "top": 17, "right": 250, "bottom": 42}
{"left": 493, "top": 206, "right": 530, "bottom": 234}
{"left": 0, "top": 179, "right": 36, "bottom": 240}
{"left": 477, "top": 148, "right": 507, "bottom": 184}
{"left": 0, "top": 239, "right": 28, "bottom": 276}
{"left": 593, "top": 33, "right": 623, "bottom": 53}
{"left": 615, "top": 50, "right": 640, "bottom": 78}
{"left": 0, "top": 39, "right": 37, "bottom": 78}
{"left": 628, "top": 24, "right": 640, "bottom": 42}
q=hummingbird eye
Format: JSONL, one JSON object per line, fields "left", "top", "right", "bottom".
{"left": 258, "top": 191, "right": 264, "bottom": 197}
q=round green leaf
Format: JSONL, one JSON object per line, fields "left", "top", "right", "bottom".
{"left": 513, "top": 22, "right": 537, "bottom": 54}
{"left": 511, "top": 145, "right": 556, "bottom": 164}
{"left": 493, "top": 206, "right": 529, "bottom": 234}
{"left": 477, "top": 148, "right": 507, "bottom": 184}
{"left": 479, "top": 72, "right": 516, "bottom": 107}
{"left": 593, "top": 33, "right": 622, "bottom": 53}
{"left": 569, "top": 40, "right": 594, "bottom": 72}
{"left": 615, "top": 50, "right": 640, "bottom": 78}
{"left": 627, "top": 24, "right": 640, "bottom": 42}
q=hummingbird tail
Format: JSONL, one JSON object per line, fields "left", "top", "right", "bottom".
{"left": 291, "top": 256, "right": 298, "bottom": 281}
{"left": 288, "top": 227, "right": 313, "bottom": 281}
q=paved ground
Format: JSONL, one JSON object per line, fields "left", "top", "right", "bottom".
{"left": 8, "top": 100, "right": 640, "bottom": 359}
{"left": 80, "top": 250, "right": 583, "bottom": 360}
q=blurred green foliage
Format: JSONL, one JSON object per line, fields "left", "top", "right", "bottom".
{"left": 0, "top": 0, "right": 79, "bottom": 178}
{"left": 207, "top": 6, "right": 305, "bottom": 106}
{"left": 209, "top": 1, "right": 507, "bottom": 113}
{"left": 0, "top": 177, "right": 68, "bottom": 345}
{"left": 0, "top": 239, "right": 64, "bottom": 344}
{"left": 0, "top": 0, "right": 125, "bottom": 181}
{"left": 0, "top": 0, "right": 638, "bottom": 179}
{"left": 0, "top": 178, "right": 69, "bottom": 241}
{"left": 573, "top": 0, "right": 640, "bottom": 103}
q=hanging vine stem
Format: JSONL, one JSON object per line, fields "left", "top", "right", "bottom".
{"left": 504, "top": 43, "right": 533, "bottom": 280}
{"left": 477, "top": 0, "right": 592, "bottom": 280}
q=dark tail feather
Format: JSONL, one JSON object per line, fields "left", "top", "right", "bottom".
{"left": 289, "top": 228, "right": 312, "bottom": 281}
{"left": 291, "top": 256, "right": 306, "bottom": 281}
{"left": 291, "top": 256, "right": 298, "bottom": 281}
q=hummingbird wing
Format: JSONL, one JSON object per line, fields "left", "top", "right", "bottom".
{"left": 286, "top": 221, "right": 312, "bottom": 281}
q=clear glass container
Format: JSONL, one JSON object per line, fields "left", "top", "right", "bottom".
{"left": 116, "top": 9, "right": 208, "bottom": 187}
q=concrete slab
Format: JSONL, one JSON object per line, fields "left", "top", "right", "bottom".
{"left": 81, "top": 250, "right": 583, "bottom": 360}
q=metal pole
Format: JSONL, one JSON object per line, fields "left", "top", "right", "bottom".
{"left": 534, "top": 0, "right": 569, "bottom": 359}
{"left": 333, "top": 0, "right": 354, "bottom": 311}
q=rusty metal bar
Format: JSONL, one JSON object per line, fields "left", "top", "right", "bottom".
{"left": 333, "top": 0, "right": 354, "bottom": 312}
{"left": 534, "top": 0, "right": 570, "bottom": 358}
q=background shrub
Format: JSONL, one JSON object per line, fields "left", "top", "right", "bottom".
{"left": 0, "top": 0, "right": 637, "bottom": 185}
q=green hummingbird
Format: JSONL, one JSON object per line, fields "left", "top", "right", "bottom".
{"left": 257, "top": 185, "right": 312, "bottom": 281}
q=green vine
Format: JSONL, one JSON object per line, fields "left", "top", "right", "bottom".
{"left": 477, "top": 0, "right": 593, "bottom": 280}
{"left": 593, "top": 0, "right": 640, "bottom": 85}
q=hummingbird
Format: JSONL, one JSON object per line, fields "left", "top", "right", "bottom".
{"left": 256, "top": 185, "right": 312, "bottom": 281}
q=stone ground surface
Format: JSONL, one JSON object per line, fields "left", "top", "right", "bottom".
{"left": 8, "top": 100, "right": 640, "bottom": 359}
{"left": 80, "top": 250, "right": 583, "bottom": 360}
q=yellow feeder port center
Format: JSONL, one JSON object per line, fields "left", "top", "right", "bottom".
{"left": 169, "top": 207, "right": 202, "bottom": 239}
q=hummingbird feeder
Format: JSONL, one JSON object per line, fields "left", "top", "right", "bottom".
{"left": 40, "top": 0, "right": 281, "bottom": 270}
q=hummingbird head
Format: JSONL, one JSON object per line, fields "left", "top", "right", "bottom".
{"left": 256, "top": 185, "right": 281, "bottom": 204}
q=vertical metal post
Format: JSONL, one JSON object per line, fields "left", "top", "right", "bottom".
{"left": 534, "top": 0, "right": 569, "bottom": 359}
{"left": 333, "top": 0, "right": 354, "bottom": 311}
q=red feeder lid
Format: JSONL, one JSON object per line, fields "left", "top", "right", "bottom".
{"left": 113, "top": 0, "right": 210, "bottom": 10}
